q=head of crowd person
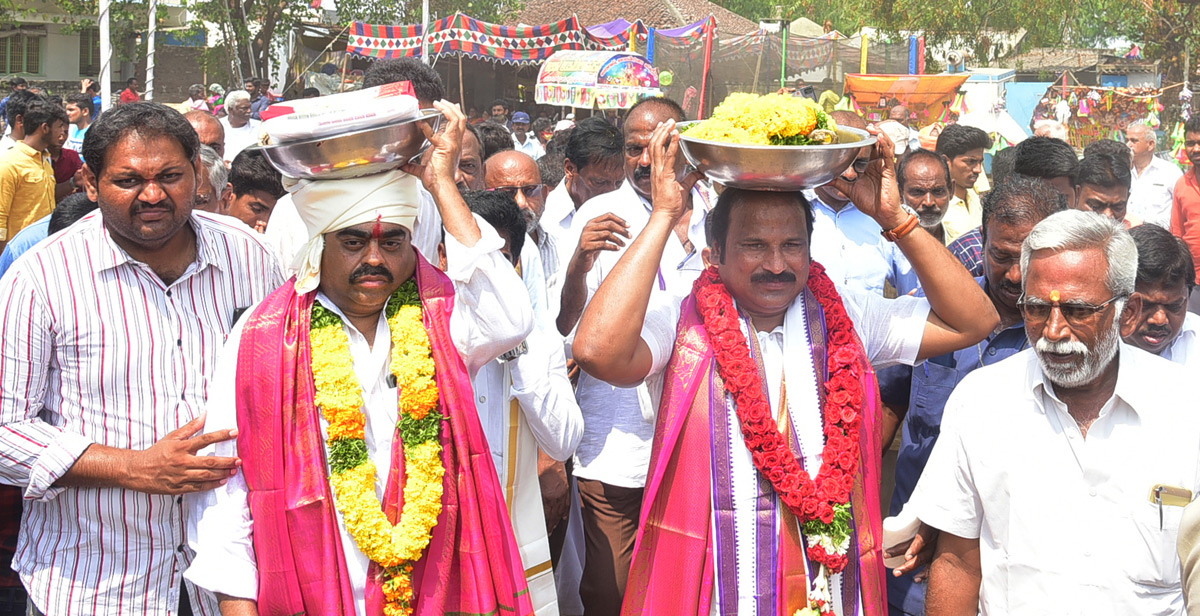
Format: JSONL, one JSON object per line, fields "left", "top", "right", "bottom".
{"left": 1074, "top": 150, "right": 1131, "bottom": 221}
{"left": 298, "top": 170, "right": 422, "bottom": 321}
{"left": 538, "top": 151, "right": 566, "bottom": 196}
{"left": 1184, "top": 116, "right": 1200, "bottom": 171}
{"left": 704, "top": 188, "right": 816, "bottom": 324}
{"left": 1019, "top": 210, "right": 1137, "bottom": 390}
{"left": 1083, "top": 137, "right": 1131, "bottom": 161}
{"left": 490, "top": 99, "right": 509, "bottom": 123}
{"left": 362, "top": 57, "right": 445, "bottom": 107}
{"left": 935, "top": 123, "right": 989, "bottom": 195}
{"left": 813, "top": 110, "right": 869, "bottom": 208}
{"left": 476, "top": 121, "right": 514, "bottom": 161}
{"left": 888, "top": 104, "right": 909, "bottom": 123}
{"left": 545, "top": 126, "right": 571, "bottom": 159}
{"left": 255, "top": 79, "right": 272, "bottom": 99}
{"left": 1121, "top": 224, "right": 1195, "bottom": 356}
{"left": 981, "top": 175, "right": 1069, "bottom": 326}
{"left": 563, "top": 116, "right": 623, "bottom": 209}
{"left": 194, "top": 144, "right": 227, "bottom": 213}
{"left": 125, "top": 77, "right": 140, "bottom": 92}
{"left": 1124, "top": 122, "right": 1156, "bottom": 165}
{"left": 188, "top": 84, "right": 206, "bottom": 103}
{"left": 22, "top": 98, "right": 69, "bottom": 153}
{"left": 512, "top": 111, "right": 531, "bottom": 135}
{"left": 533, "top": 117, "right": 553, "bottom": 144}
{"left": 79, "top": 102, "right": 201, "bottom": 258}
{"left": 184, "top": 109, "right": 225, "bottom": 160}
{"left": 7, "top": 76, "right": 26, "bottom": 93}
{"left": 302, "top": 87, "right": 320, "bottom": 99}
{"left": 461, "top": 189, "right": 526, "bottom": 267}
{"left": 243, "top": 78, "right": 258, "bottom": 99}
{"left": 5, "top": 89, "right": 40, "bottom": 141}
{"left": 48, "top": 192, "right": 99, "bottom": 234}
{"left": 622, "top": 97, "right": 687, "bottom": 200}
{"left": 897, "top": 148, "right": 953, "bottom": 232}
{"left": 220, "top": 148, "right": 285, "bottom": 231}
{"left": 485, "top": 150, "right": 544, "bottom": 234}
{"left": 1013, "top": 136, "right": 1080, "bottom": 208}
{"left": 1033, "top": 119, "right": 1069, "bottom": 141}
{"left": 224, "top": 90, "right": 252, "bottom": 126}
{"left": 455, "top": 122, "right": 485, "bottom": 192}
{"left": 65, "top": 92, "right": 94, "bottom": 129}
{"left": 990, "top": 146, "right": 1018, "bottom": 187}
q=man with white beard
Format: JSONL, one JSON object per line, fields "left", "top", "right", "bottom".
{"left": 909, "top": 210, "right": 1200, "bottom": 615}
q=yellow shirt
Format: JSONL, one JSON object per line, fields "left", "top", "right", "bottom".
{"left": 0, "top": 142, "right": 55, "bottom": 242}
{"left": 942, "top": 188, "right": 982, "bottom": 243}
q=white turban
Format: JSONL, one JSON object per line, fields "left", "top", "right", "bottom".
{"left": 288, "top": 169, "right": 421, "bottom": 293}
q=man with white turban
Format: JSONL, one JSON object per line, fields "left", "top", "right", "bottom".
{"left": 185, "top": 102, "right": 539, "bottom": 616}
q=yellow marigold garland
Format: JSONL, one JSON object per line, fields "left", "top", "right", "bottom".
{"left": 310, "top": 279, "right": 443, "bottom": 616}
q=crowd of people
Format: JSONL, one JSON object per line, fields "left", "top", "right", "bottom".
{"left": 0, "top": 55, "right": 1198, "bottom": 616}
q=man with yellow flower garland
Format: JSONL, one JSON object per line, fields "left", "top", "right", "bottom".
{"left": 572, "top": 121, "right": 997, "bottom": 616}
{"left": 185, "top": 102, "right": 537, "bottom": 616}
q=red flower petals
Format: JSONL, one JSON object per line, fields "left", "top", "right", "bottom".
{"left": 693, "top": 262, "right": 866, "bottom": 574}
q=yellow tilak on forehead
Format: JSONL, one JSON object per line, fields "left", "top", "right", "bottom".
{"left": 1049, "top": 290, "right": 1060, "bottom": 303}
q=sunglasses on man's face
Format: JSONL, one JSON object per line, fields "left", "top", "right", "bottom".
{"left": 489, "top": 185, "right": 544, "bottom": 199}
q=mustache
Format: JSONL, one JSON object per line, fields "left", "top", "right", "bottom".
{"left": 132, "top": 200, "right": 174, "bottom": 213}
{"left": 349, "top": 264, "right": 395, "bottom": 284}
{"left": 750, "top": 271, "right": 797, "bottom": 284}
{"left": 1035, "top": 337, "right": 1089, "bottom": 357}
{"left": 633, "top": 166, "right": 652, "bottom": 181}
{"left": 1139, "top": 325, "right": 1172, "bottom": 336}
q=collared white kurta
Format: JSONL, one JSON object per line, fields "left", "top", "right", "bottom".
{"left": 912, "top": 345, "right": 1200, "bottom": 616}
{"left": 185, "top": 217, "right": 533, "bottom": 616}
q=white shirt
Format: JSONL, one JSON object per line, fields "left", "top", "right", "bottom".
{"left": 541, "top": 179, "right": 579, "bottom": 252}
{"left": 564, "top": 181, "right": 710, "bottom": 487}
{"left": 0, "top": 134, "right": 14, "bottom": 152}
{"left": 0, "top": 210, "right": 285, "bottom": 616}
{"left": 262, "top": 187, "right": 444, "bottom": 273}
{"left": 512, "top": 133, "right": 546, "bottom": 159}
{"left": 1162, "top": 311, "right": 1200, "bottom": 367}
{"left": 471, "top": 322, "right": 583, "bottom": 469}
{"left": 911, "top": 345, "right": 1200, "bottom": 616}
{"left": 1130, "top": 157, "right": 1184, "bottom": 229}
{"left": 219, "top": 117, "right": 262, "bottom": 163}
{"left": 185, "top": 217, "right": 534, "bottom": 614}
{"left": 807, "top": 191, "right": 919, "bottom": 296}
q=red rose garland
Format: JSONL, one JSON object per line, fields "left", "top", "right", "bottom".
{"left": 694, "top": 262, "right": 865, "bottom": 574}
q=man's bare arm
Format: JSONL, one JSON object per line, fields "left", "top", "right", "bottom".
{"left": 217, "top": 595, "right": 258, "bottom": 616}
{"left": 926, "top": 531, "right": 982, "bottom": 616}
{"left": 56, "top": 412, "right": 239, "bottom": 494}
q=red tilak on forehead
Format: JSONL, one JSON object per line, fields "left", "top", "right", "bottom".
{"left": 372, "top": 214, "right": 383, "bottom": 240}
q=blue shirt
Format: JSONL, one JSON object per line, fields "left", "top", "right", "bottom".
{"left": 806, "top": 191, "right": 919, "bottom": 296}
{"left": 885, "top": 277, "right": 1026, "bottom": 616}
{"left": 249, "top": 95, "right": 271, "bottom": 121}
{"left": 948, "top": 226, "right": 983, "bottom": 277}
{"left": 0, "top": 216, "right": 50, "bottom": 278}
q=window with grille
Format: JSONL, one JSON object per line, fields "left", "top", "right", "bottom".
{"left": 0, "top": 33, "right": 42, "bottom": 75}
{"left": 79, "top": 28, "right": 100, "bottom": 76}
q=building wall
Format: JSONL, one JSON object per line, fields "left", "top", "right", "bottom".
{"left": 20, "top": 23, "right": 207, "bottom": 105}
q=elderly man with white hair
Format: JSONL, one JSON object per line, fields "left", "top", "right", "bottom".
{"left": 195, "top": 144, "right": 227, "bottom": 213}
{"left": 1127, "top": 122, "right": 1183, "bottom": 229}
{"left": 185, "top": 102, "right": 538, "bottom": 616}
{"left": 1033, "top": 118, "right": 1069, "bottom": 141}
{"left": 218, "top": 89, "right": 260, "bottom": 163}
{"left": 909, "top": 210, "right": 1200, "bottom": 615}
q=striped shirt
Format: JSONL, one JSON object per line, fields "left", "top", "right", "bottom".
{"left": 0, "top": 210, "right": 285, "bottom": 615}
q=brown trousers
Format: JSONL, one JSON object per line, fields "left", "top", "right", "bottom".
{"left": 577, "top": 478, "right": 644, "bottom": 616}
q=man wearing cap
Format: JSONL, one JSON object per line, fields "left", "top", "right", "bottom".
{"left": 512, "top": 112, "right": 546, "bottom": 160}
{"left": 186, "top": 102, "right": 538, "bottom": 616}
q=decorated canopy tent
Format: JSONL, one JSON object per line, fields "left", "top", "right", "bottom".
{"left": 843, "top": 73, "right": 970, "bottom": 119}
{"left": 1030, "top": 70, "right": 1170, "bottom": 149}
{"left": 536, "top": 50, "right": 662, "bottom": 108}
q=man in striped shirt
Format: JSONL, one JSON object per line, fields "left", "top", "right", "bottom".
{"left": 0, "top": 102, "right": 285, "bottom": 615}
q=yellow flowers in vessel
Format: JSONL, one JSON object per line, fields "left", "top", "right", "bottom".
{"left": 684, "top": 92, "right": 837, "bottom": 146}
